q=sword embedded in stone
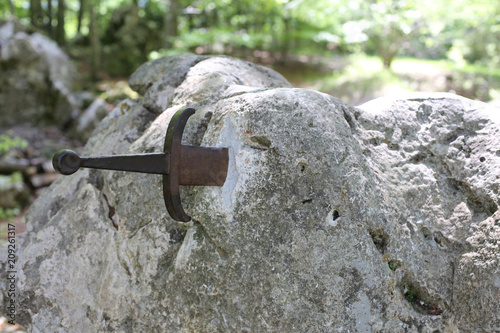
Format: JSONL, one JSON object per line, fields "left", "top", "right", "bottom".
{"left": 52, "top": 108, "right": 229, "bottom": 222}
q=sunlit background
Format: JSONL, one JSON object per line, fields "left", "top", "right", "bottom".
{"left": 2, "top": 0, "right": 499, "bottom": 106}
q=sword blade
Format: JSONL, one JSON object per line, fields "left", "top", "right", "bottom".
{"left": 53, "top": 149, "right": 170, "bottom": 175}
{"left": 81, "top": 153, "right": 170, "bottom": 175}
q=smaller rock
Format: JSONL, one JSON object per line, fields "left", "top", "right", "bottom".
{"left": 0, "top": 18, "right": 29, "bottom": 43}
{"left": 41, "top": 160, "right": 55, "bottom": 173}
{"left": 30, "top": 173, "right": 59, "bottom": 189}
{"left": 128, "top": 53, "right": 208, "bottom": 113}
{"left": 71, "top": 91, "right": 96, "bottom": 111}
{"left": 72, "top": 98, "right": 110, "bottom": 141}
{"left": 0, "top": 19, "right": 78, "bottom": 128}
{"left": 0, "top": 150, "right": 31, "bottom": 173}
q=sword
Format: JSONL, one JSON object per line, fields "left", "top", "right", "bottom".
{"left": 52, "top": 108, "right": 229, "bottom": 222}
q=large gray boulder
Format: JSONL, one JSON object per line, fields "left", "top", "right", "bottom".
{"left": 3, "top": 54, "right": 499, "bottom": 332}
{"left": 0, "top": 19, "right": 77, "bottom": 127}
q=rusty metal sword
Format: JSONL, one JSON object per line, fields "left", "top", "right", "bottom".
{"left": 52, "top": 108, "right": 228, "bottom": 222}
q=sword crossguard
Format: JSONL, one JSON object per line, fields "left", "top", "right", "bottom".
{"left": 53, "top": 108, "right": 229, "bottom": 222}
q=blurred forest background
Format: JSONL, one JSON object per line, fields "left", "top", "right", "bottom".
{"left": 2, "top": 0, "right": 500, "bottom": 105}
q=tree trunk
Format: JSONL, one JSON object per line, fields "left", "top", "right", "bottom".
{"left": 56, "top": 0, "right": 65, "bottom": 45}
{"left": 7, "top": 0, "right": 14, "bottom": 16}
{"left": 164, "top": 0, "right": 179, "bottom": 48}
{"left": 381, "top": 43, "right": 399, "bottom": 69}
{"left": 30, "top": 0, "right": 43, "bottom": 28}
{"left": 89, "top": 0, "right": 101, "bottom": 81}
{"left": 281, "top": 16, "right": 290, "bottom": 63}
{"left": 77, "top": 0, "right": 85, "bottom": 34}
{"left": 382, "top": 56, "right": 393, "bottom": 69}
{"left": 47, "top": 0, "right": 53, "bottom": 36}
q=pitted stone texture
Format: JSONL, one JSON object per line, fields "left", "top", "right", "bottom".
{"left": 6, "top": 55, "right": 499, "bottom": 332}
{"left": 351, "top": 93, "right": 499, "bottom": 331}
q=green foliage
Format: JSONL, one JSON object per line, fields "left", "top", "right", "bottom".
{"left": 4, "top": 0, "right": 499, "bottom": 85}
{"left": 0, "top": 207, "right": 20, "bottom": 221}
{"left": 102, "top": 3, "right": 164, "bottom": 76}
{"left": 0, "top": 172, "right": 24, "bottom": 193}
{"left": 0, "top": 134, "right": 28, "bottom": 155}
{"left": 8, "top": 171, "right": 23, "bottom": 186}
{"left": 405, "top": 288, "right": 415, "bottom": 303}
{"left": 0, "top": 0, "right": 29, "bottom": 22}
{"left": 0, "top": 172, "right": 27, "bottom": 215}
{"left": 388, "top": 261, "right": 396, "bottom": 271}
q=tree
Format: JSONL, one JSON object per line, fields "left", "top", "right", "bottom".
{"left": 4, "top": 0, "right": 498, "bottom": 81}
{"left": 77, "top": 0, "right": 85, "bottom": 34}
{"left": 29, "top": 0, "right": 43, "bottom": 28}
{"left": 361, "top": 0, "right": 425, "bottom": 69}
{"left": 56, "top": 0, "right": 65, "bottom": 44}
{"left": 164, "top": 0, "right": 179, "bottom": 48}
{"left": 47, "top": 0, "right": 53, "bottom": 35}
{"left": 89, "top": 0, "right": 101, "bottom": 80}
{"left": 7, "top": 0, "right": 14, "bottom": 16}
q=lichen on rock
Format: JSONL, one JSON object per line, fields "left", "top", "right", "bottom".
{"left": 3, "top": 54, "right": 499, "bottom": 332}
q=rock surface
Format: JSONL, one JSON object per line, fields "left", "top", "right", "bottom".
{"left": 0, "top": 19, "right": 77, "bottom": 128}
{"left": 3, "top": 54, "right": 499, "bottom": 332}
{"left": 71, "top": 98, "right": 110, "bottom": 142}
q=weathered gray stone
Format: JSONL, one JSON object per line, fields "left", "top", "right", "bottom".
{"left": 351, "top": 93, "right": 500, "bottom": 331}
{"left": 129, "top": 54, "right": 291, "bottom": 114}
{"left": 0, "top": 19, "right": 77, "bottom": 127}
{"left": 128, "top": 53, "right": 208, "bottom": 114}
{"left": 4, "top": 55, "right": 499, "bottom": 332}
{"left": 72, "top": 98, "right": 110, "bottom": 142}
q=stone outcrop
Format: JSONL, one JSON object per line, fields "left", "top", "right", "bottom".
{"left": 3, "top": 54, "right": 499, "bottom": 332}
{"left": 0, "top": 19, "right": 77, "bottom": 128}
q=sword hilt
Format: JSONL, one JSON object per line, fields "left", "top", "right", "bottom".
{"left": 52, "top": 108, "right": 229, "bottom": 222}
